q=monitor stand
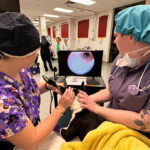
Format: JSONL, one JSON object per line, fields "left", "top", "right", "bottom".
{"left": 53, "top": 67, "right": 59, "bottom": 80}
{"left": 92, "top": 76, "right": 95, "bottom": 80}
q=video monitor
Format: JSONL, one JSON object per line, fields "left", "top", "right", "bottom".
{"left": 58, "top": 50, "right": 103, "bottom": 77}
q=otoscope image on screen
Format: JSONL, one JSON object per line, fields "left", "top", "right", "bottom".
{"left": 67, "top": 52, "right": 94, "bottom": 75}
{"left": 58, "top": 50, "right": 103, "bottom": 77}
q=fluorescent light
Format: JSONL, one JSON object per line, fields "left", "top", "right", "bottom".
{"left": 34, "top": 23, "right": 39, "bottom": 27}
{"left": 70, "top": 0, "right": 96, "bottom": 5}
{"left": 43, "top": 14, "right": 59, "bottom": 18}
{"left": 35, "top": 19, "right": 39, "bottom": 21}
{"left": 32, "top": 21, "right": 39, "bottom": 24}
{"left": 54, "top": 7, "right": 73, "bottom": 13}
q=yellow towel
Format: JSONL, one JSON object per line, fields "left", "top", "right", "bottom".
{"left": 60, "top": 121, "right": 150, "bottom": 150}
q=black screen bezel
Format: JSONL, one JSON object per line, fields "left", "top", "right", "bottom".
{"left": 58, "top": 50, "right": 103, "bottom": 77}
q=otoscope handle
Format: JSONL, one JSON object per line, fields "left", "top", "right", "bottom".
{"left": 42, "top": 75, "right": 65, "bottom": 93}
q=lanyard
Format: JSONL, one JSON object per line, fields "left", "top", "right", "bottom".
{"left": 138, "top": 62, "right": 150, "bottom": 91}
{"left": 109, "top": 67, "right": 119, "bottom": 79}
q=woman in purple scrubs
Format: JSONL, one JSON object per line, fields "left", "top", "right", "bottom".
{"left": 0, "top": 12, "right": 74, "bottom": 149}
{"left": 77, "top": 5, "right": 150, "bottom": 138}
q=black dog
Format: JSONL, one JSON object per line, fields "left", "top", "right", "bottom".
{"left": 42, "top": 75, "right": 105, "bottom": 141}
{"left": 60, "top": 101, "right": 105, "bottom": 141}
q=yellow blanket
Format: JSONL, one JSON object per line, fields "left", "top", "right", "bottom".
{"left": 60, "top": 121, "right": 150, "bottom": 150}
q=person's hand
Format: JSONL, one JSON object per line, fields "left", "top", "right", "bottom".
{"left": 45, "top": 83, "right": 62, "bottom": 95}
{"left": 58, "top": 87, "right": 75, "bottom": 111}
{"left": 77, "top": 90, "right": 97, "bottom": 112}
{"left": 57, "top": 82, "right": 64, "bottom": 87}
{"left": 56, "top": 83, "right": 65, "bottom": 95}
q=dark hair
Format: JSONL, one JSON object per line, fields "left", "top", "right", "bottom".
{"left": 56, "top": 37, "right": 61, "bottom": 41}
{"left": 41, "top": 35, "right": 47, "bottom": 44}
{"left": 0, "top": 51, "right": 7, "bottom": 59}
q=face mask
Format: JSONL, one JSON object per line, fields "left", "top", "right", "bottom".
{"left": 116, "top": 54, "right": 140, "bottom": 68}
{"left": 116, "top": 46, "right": 150, "bottom": 68}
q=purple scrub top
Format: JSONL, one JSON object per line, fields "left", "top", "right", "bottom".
{"left": 108, "top": 56, "right": 150, "bottom": 112}
{"left": 0, "top": 68, "right": 40, "bottom": 141}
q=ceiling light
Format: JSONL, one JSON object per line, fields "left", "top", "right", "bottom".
{"left": 35, "top": 18, "right": 39, "bottom": 21}
{"left": 69, "top": 0, "right": 96, "bottom": 5}
{"left": 43, "top": 14, "right": 59, "bottom": 18}
{"left": 32, "top": 21, "right": 39, "bottom": 24}
{"left": 34, "top": 23, "right": 39, "bottom": 27}
{"left": 54, "top": 7, "right": 73, "bottom": 13}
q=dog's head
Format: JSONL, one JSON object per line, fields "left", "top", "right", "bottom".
{"left": 70, "top": 96, "right": 82, "bottom": 111}
{"left": 70, "top": 81, "right": 86, "bottom": 112}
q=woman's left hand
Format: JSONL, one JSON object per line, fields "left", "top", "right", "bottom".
{"left": 77, "top": 90, "right": 97, "bottom": 112}
{"left": 46, "top": 83, "right": 62, "bottom": 95}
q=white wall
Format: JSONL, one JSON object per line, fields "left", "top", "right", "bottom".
{"left": 74, "top": 10, "right": 114, "bottom": 62}
{"left": 49, "top": 19, "right": 73, "bottom": 55}
{"left": 49, "top": 9, "right": 114, "bottom": 62}
{"left": 40, "top": 16, "right": 47, "bottom": 36}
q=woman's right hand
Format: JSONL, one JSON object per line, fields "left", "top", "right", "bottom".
{"left": 58, "top": 87, "right": 75, "bottom": 111}
{"left": 77, "top": 90, "right": 97, "bottom": 112}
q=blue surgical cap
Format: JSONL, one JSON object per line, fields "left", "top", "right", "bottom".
{"left": 114, "top": 5, "right": 150, "bottom": 45}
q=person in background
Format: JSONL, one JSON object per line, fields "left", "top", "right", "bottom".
{"left": 0, "top": 12, "right": 75, "bottom": 150}
{"left": 77, "top": 5, "right": 150, "bottom": 139}
{"left": 62, "top": 39, "right": 69, "bottom": 50}
{"left": 56, "top": 37, "right": 62, "bottom": 53}
{"left": 56, "top": 37, "right": 62, "bottom": 62}
{"left": 47, "top": 35, "right": 52, "bottom": 45}
{"left": 48, "top": 44, "right": 56, "bottom": 63}
{"left": 40, "top": 35, "right": 54, "bottom": 71}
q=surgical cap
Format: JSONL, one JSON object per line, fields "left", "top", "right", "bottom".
{"left": 114, "top": 5, "right": 150, "bottom": 45}
{"left": 0, "top": 12, "right": 40, "bottom": 57}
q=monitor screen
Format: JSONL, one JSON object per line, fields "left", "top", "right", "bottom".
{"left": 58, "top": 50, "right": 103, "bottom": 77}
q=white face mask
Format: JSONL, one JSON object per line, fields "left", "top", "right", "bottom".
{"left": 116, "top": 46, "right": 150, "bottom": 68}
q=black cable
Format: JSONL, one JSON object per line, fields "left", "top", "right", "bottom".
{"left": 49, "top": 89, "right": 54, "bottom": 113}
